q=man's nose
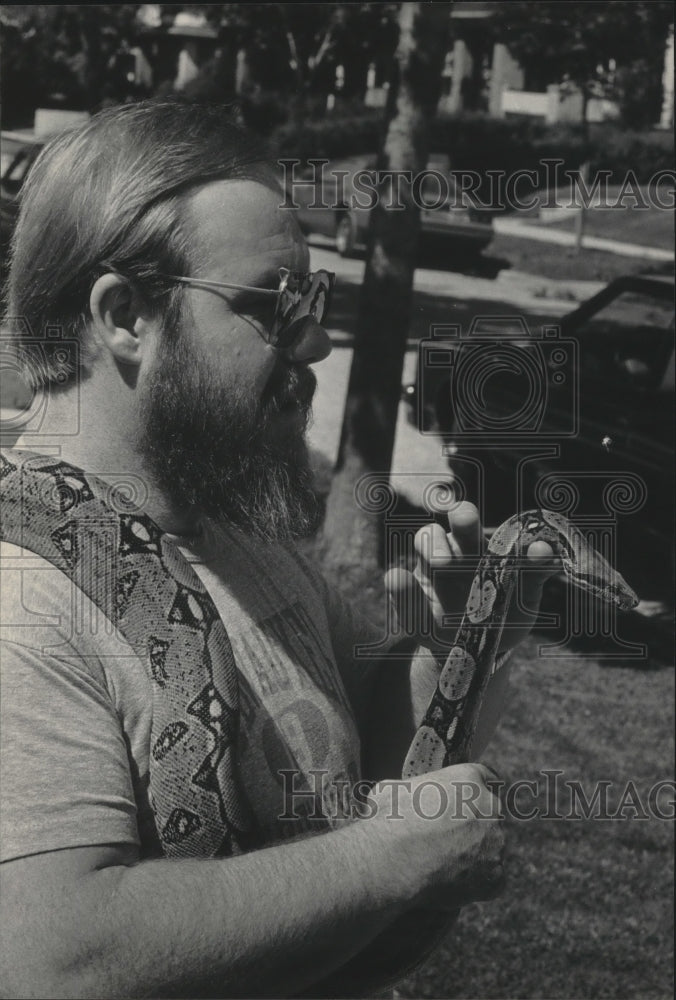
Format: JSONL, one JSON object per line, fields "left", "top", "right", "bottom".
{"left": 282, "top": 316, "right": 332, "bottom": 364}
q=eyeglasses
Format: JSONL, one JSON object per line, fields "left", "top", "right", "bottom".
{"left": 161, "top": 267, "right": 335, "bottom": 350}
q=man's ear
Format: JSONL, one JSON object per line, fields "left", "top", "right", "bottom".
{"left": 89, "top": 273, "right": 156, "bottom": 367}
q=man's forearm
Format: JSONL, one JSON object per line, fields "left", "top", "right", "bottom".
{"left": 3, "top": 820, "right": 407, "bottom": 999}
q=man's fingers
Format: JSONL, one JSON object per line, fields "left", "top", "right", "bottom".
{"left": 494, "top": 540, "right": 559, "bottom": 653}
{"left": 476, "top": 761, "right": 502, "bottom": 785}
{"left": 447, "top": 501, "right": 483, "bottom": 558}
{"left": 398, "top": 506, "right": 557, "bottom": 654}
{"left": 527, "top": 539, "right": 556, "bottom": 565}
{"left": 519, "top": 540, "right": 557, "bottom": 616}
{"left": 414, "top": 522, "right": 455, "bottom": 572}
{"left": 384, "top": 566, "right": 430, "bottom": 636}
{"left": 413, "top": 502, "right": 484, "bottom": 577}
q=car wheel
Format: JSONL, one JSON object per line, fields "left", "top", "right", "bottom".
{"left": 335, "top": 214, "right": 356, "bottom": 257}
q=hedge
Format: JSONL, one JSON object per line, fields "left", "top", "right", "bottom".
{"left": 269, "top": 111, "right": 384, "bottom": 163}
{"left": 268, "top": 111, "right": 674, "bottom": 206}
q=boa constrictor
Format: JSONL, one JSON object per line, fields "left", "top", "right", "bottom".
{"left": 2, "top": 451, "right": 641, "bottom": 996}
{"left": 332, "top": 508, "right": 639, "bottom": 998}
{"left": 0, "top": 449, "right": 259, "bottom": 859}
{"left": 403, "top": 507, "right": 639, "bottom": 778}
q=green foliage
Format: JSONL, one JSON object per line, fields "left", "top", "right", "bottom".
{"left": 1, "top": 4, "right": 146, "bottom": 127}
{"left": 586, "top": 124, "right": 675, "bottom": 182}
{"left": 269, "top": 109, "right": 384, "bottom": 161}
{"left": 437, "top": 114, "right": 674, "bottom": 191}
{"left": 237, "top": 90, "right": 291, "bottom": 135}
{"left": 273, "top": 110, "right": 673, "bottom": 201}
{"left": 432, "top": 114, "right": 588, "bottom": 201}
{"left": 613, "top": 57, "right": 669, "bottom": 130}
{"left": 186, "top": 3, "right": 399, "bottom": 97}
{"left": 493, "top": 1, "right": 673, "bottom": 126}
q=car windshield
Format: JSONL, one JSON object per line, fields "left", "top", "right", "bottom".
{"left": 1, "top": 136, "right": 41, "bottom": 194}
{"left": 577, "top": 289, "right": 674, "bottom": 390}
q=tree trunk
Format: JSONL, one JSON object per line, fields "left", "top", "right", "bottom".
{"left": 235, "top": 47, "right": 251, "bottom": 94}
{"left": 574, "top": 159, "right": 590, "bottom": 252}
{"left": 574, "top": 88, "right": 591, "bottom": 253}
{"left": 320, "top": 2, "right": 452, "bottom": 586}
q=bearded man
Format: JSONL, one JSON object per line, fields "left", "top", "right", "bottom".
{"left": 0, "top": 101, "right": 553, "bottom": 998}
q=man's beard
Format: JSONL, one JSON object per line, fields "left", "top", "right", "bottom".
{"left": 138, "top": 331, "right": 321, "bottom": 542}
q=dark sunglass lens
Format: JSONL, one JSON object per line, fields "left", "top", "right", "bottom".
{"left": 269, "top": 271, "right": 333, "bottom": 347}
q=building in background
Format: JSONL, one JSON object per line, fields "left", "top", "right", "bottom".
{"left": 436, "top": 1, "right": 673, "bottom": 128}
{"left": 135, "top": 7, "right": 220, "bottom": 93}
{"left": 103, "top": 4, "right": 676, "bottom": 129}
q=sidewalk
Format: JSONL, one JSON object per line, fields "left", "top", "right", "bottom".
{"left": 309, "top": 243, "right": 606, "bottom": 338}
{"left": 493, "top": 216, "right": 674, "bottom": 261}
{"left": 308, "top": 343, "right": 451, "bottom": 511}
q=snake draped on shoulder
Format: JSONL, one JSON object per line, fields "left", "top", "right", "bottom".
{"left": 0, "top": 449, "right": 259, "bottom": 859}
{"left": 2, "top": 450, "right": 639, "bottom": 996}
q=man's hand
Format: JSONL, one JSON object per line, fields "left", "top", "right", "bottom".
{"left": 359, "top": 501, "right": 560, "bottom": 771}
{"left": 384, "top": 501, "right": 557, "bottom": 663}
{"left": 367, "top": 761, "right": 506, "bottom": 912}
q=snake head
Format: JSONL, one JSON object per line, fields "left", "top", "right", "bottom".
{"left": 566, "top": 548, "right": 640, "bottom": 611}
{"left": 553, "top": 516, "right": 640, "bottom": 612}
{"left": 599, "top": 577, "right": 640, "bottom": 612}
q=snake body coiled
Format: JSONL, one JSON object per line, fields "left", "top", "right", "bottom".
{"left": 1, "top": 459, "right": 641, "bottom": 997}
{"left": 304, "top": 510, "right": 640, "bottom": 996}
{"left": 403, "top": 507, "right": 639, "bottom": 778}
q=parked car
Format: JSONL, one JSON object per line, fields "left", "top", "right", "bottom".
{"left": 1, "top": 130, "right": 45, "bottom": 282}
{"left": 404, "top": 273, "right": 675, "bottom": 604}
{"left": 287, "top": 154, "right": 493, "bottom": 259}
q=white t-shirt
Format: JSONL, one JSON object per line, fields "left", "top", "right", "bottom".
{"left": 0, "top": 522, "right": 383, "bottom": 863}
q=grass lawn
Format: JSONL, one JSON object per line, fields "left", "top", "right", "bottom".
{"left": 310, "top": 229, "right": 674, "bottom": 998}
{"left": 486, "top": 233, "right": 673, "bottom": 284}
{"left": 489, "top": 181, "right": 674, "bottom": 282}
{"left": 543, "top": 206, "right": 675, "bottom": 252}
{"left": 307, "top": 537, "right": 674, "bottom": 999}
{"left": 398, "top": 634, "right": 674, "bottom": 999}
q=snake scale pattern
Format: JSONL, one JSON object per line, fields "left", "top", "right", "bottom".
{"left": 403, "top": 507, "right": 639, "bottom": 779}
{"left": 1, "top": 453, "right": 640, "bottom": 995}
{"left": 333, "top": 510, "right": 640, "bottom": 996}
{"left": 0, "top": 449, "right": 259, "bottom": 859}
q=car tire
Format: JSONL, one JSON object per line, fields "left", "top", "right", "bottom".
{"left": 335, "top": 214, "right": 356, "bottom": 257}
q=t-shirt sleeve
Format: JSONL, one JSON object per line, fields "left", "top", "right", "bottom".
{"left": 0, "top": 547, "right": 141, "bottom": 863}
